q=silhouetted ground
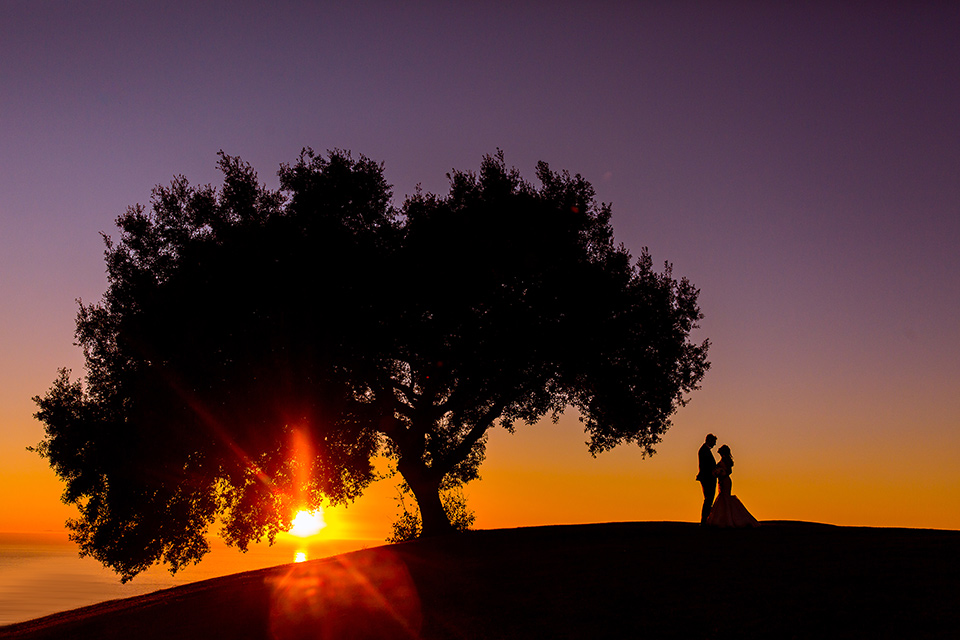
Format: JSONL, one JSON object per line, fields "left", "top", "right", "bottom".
{"left": 2, "top": 521, "right": 958, "bottom": 639}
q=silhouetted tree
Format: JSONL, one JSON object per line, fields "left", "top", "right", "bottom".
{"left": 33, "top": 149, "right": 709, "bottom": 580}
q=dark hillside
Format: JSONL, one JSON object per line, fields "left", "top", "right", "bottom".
{"left": 2, "top": 522, "right": 958, "bottom": 639}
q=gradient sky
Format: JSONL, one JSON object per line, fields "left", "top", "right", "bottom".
{"left": 2, "top": 1, "right": 959, "bottom": 541}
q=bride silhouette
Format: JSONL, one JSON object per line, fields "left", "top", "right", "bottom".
{"left": 705, "top": 445, "right": 760, "bottom": 528}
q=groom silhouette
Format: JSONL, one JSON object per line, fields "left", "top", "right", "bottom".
{"left": 696, "top": 434, "right": 718, "bottom": 525}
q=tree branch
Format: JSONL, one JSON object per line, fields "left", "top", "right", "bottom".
{"left": 433, "top": 396, "right": 510, "bottom": 478}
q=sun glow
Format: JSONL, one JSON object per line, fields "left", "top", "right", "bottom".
{"left": 289, "top": 509, "right": 327, "bottom": 537}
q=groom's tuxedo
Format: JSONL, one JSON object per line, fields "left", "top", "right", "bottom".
{"left": 697, "top": 443, "right": 717, "bottom": 483}
{"left": 697, "top": 443, "right": 717, "bottom": 524}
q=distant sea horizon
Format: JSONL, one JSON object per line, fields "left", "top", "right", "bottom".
{"left": 0, "top": 531, "right": 376, "bottom": 626}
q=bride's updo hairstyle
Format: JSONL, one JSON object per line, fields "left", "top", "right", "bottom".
{"left": 718, "top": 445, "right": 733, "bottom": 467}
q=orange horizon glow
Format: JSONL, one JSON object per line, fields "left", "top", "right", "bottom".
{"left": 4, "top": 412, "right": 960, "bottom": 539}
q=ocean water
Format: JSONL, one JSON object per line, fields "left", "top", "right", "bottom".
{"left": 0, "top": 532, "right": 375, "bottom": 626}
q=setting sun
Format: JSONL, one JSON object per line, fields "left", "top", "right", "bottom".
{"left": 289, "top": 509, "right": 327, "bottom": 537}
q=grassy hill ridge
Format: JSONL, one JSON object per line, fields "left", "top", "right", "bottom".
{"left": 2, "top": 521, "right": 958, "bottom": 639}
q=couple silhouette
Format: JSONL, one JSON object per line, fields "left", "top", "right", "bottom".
{"left": 697, "top": 434, "right": 760, "bottom": 528}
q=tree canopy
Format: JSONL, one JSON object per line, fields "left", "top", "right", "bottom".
{"left": 33, "top": 149, "right": 709, "bottom": 580}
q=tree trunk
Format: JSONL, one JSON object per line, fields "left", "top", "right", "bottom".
{"left": 401, "top": 466, "right": 453, "bottom": 537}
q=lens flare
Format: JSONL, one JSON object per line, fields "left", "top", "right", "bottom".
{"left": 268, "top": 548, "right": 423, "bottom": 639}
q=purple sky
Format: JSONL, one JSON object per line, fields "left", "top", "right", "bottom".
{"left": 2, "top": 1, "right": 959, "bottom": 532}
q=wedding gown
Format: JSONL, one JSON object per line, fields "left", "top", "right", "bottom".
{"left": 705, "top": 462, "right": 760, "bottom": 528}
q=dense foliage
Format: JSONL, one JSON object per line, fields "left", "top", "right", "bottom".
{"left": 34, "top": 149, "right": 709, "bottom": 580}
